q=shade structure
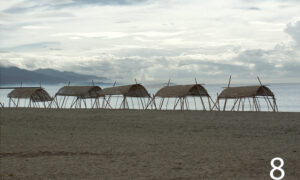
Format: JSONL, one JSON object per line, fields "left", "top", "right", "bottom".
{"left": 56, "top": 86, "right": 102, "bottom": 98}
{"left": 216, "top": 85, "right": 278, "bottom": 112}
{"left": 7, "top": 87, "right": 52, "bottom": 108}
{"left": 148, "top": 84, "right": 213, "bottom": 110}
{"left": 100, "top": 84, "right": 150, "bottom": 97}
{"left": 53, "top": 86, "right": 104, "bottom": 109}
{"left": 155, "top": 84, "right": 210, "bottom": 97}
{"left": 100, "top": 84, "right": 151, "bottom": 109}
{"left": 218, "top": 86, "right": 274, "bottom": 99}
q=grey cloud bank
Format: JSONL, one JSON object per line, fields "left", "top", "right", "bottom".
{"left": 0, "top": 0, "right": 300, "bottom": 84}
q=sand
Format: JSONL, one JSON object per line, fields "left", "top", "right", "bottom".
{"left": 0, "top": 108, "right": 299, "bottom": 179}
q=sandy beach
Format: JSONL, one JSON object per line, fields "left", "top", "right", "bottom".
{"left": 0, "top": 108, "right": 299, "bottom": 179}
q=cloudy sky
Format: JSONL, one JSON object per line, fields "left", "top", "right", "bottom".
{"left": 0, "top": 0, "right": 300, "bottom": 84}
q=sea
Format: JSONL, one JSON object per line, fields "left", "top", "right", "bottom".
{"left": 0, "top": 83, "right": 299, "bottom": 112}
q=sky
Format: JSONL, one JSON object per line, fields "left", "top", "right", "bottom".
{"left": 0, "top": 0, "right": 300, "bottom": 84}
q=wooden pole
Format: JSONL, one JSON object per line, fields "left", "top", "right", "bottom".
{"left": 231, "top": 98, "right": 239, "bottom": 111}
{"left": 228, "top": 75, "right": 232, "bottom": 88}
{"left": 207, "top": 97, "right": 212, "bottom": 110}
{"left": 223, "top": 98, "right": 227, "bottom": 111}
{"left": 173, "top": 97, "right": 180, "bottom": 110}
{"left": 165, "top": 97, "right": 170, "bottom": 110}
{"left": 193, "top": 96, "right": 197, "bottom": 110}
{"left": 184, "top": 97, "right": 189, "bottom": 110}
{"left": 200, "top": 96, "right": 206, "bottom": 111}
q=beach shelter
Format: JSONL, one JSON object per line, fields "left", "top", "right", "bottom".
{"left": 52, "top": 86, "right": 103, "bottom": 108}
{"left": 7, "top": 87, "right": 53, "bottom": 108}
{"left": 214, "top": 77, "right": 278, "bottom": 112}
{"left": 216, "top": 85, "right": 278, "bottom": 112}
{"left": 148, "top": 84, "right": 213, "bottom": 110}
{"left": 100, "top": 84, "right": 151, "bottom": 109}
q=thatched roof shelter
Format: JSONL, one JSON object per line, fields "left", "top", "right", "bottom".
{"left": 216, "top": 85, "right": 278, "bottom": 112}
{"left": 100, "top": 84, "right": 150, "bottom": 109}
{"left": 155, "top": 84, "right": 209, "bottom": 97}
{"left": 56, "top": 86, "right": 102, "bottom": 98}
{"left": 101, "top": 84, "right": 150, "bottom": 97}
{"left": 53, "top": 86, "right": 103, "bottom": 109}
{"left": 8, "top": 87, "right": 52, "bottom": 102}
{"left": 218, "top": 85, "right": 274, "bottom": 99}
{"left": 148, "top": 84, "right": 213, "bottom": 111}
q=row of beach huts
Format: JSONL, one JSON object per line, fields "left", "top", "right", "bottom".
{"left": 1, "top": 77, "right": 278, "bottom": 112}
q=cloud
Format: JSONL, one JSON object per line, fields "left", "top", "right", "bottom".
{"left": 1, "top": 0, "right": 300, "bottom": 84}
{"left": 3, "top": 0, "right": 149, "bottom": 14}
{"left": 285, "top": 20, "right": 300, "bottom": 48}
{"left": 22, "top": 25, "right": 50, "bottom": 29}
{"left": 0, "top": 42, "right": 60, "bottom": 52}
{"left": 246, "top": 7, "right": 261, "bottom": 10}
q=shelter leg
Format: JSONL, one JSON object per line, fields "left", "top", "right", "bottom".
{"left": 184, "top": 98, "right": 189, "bottom": 110}
{"left": 83, "top": 99, "right": 87, "bottom": 109}
{"left": 145, "top": 97, "right": 152, "bottom": 110}
{"left": 16, "top": 98, "right": 20, "bottom": 108}
{"left": 28, "top": 100, "right": 31, "bottom": 108}
{"left": 273, "top": 97, "right": 278, "bottom": 112}
{"left": 231, "top": 98, "right": 239, "bottom": 111}
{"left": 92, "top": 98, "right": 96, "bottom": 109}
{"left": 165, "top": 98, "right": 170, "bottom": 110}
{"left": 70, "top": 97, "right": 78, "bottom": 108}
{"left": 253, "top": 98, "right": 258, "bottom": 111}
{"left": 54, "top": 96, "right": 59, "bottom": 109}
{"left": 208, "top": 97, "right": 212, "bottom": 110}
{"left": 248, "top": 98, "right": 252, "bottom": 111}
{"left": 211, "top": 98, "right": 219, "bottom": 110}
{"left": 125, "top": 97, "right": 129, "bottom": 109}
{"left": 193, "top": 96, "right": 197, "bottom": 110}
{"left": 237, "top": 98, "right": 242, "bottom": 111}
{"left": 131, "top": 97, "right": 134, "bottom": 109}
{"left": 200, "top": 96, "right": 206, "bottom": 111}
{"left": 223, "top": 98, "right": 228, "bottom": 111}
{"left": 152, "top": 98, "right": 157, "bottom": 110}
{"left": 104, "top": 98, "right": 113, "bottom": 109}
{"left": 11, "top": 99, "right": 17, "bottom": 107}
{"left": 180, "top": 98, "right": 184, "bottom": 110}
{"left": 140, "top": 98, "right": 145, "bottom": 110}
{"left": 173, "top": 98, "right": 179, "bottom": 110}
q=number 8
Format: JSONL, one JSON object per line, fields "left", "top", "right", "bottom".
{"left": 270, "top": 157, "right": 285, "bottom": 180}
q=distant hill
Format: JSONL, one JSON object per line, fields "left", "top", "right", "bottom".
{"left": 0, "top": 66, "right": 108, "bottom": 85}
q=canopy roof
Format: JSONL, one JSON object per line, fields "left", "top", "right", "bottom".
{"left": 56, "top": 86, "right": 102, "bottom": 98}
{"left": 7, "top": 87, "right": 52, "bottom": 102}
{"left": 100, "top": 84, "right": 150, "bottom": 97}
{"left": 155, "top": 84, "right": 210, "bottom": 98}
{"left": 218, "top": 85, "right": 274, "bottom": 99}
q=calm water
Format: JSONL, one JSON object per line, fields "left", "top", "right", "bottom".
{"left": 0, "top": 83, "right": 299, "bottom": 112}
